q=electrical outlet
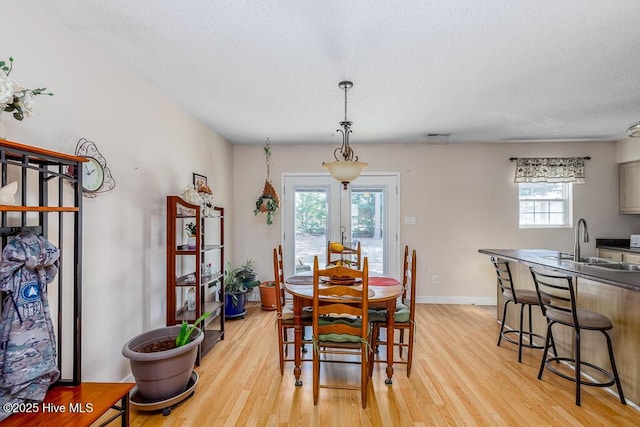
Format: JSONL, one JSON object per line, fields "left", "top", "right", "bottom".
{"left": 432, "top": 275, "right": 438, "bottom": 284}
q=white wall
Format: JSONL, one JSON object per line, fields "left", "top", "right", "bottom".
{"left": 2, "top": 1, "right": 234, "bottom": 382}
{"left": 234, "top": 141, "right": 640, "bottom": 304}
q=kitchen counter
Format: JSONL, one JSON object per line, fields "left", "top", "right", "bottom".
{"left": 478, "top": 248, "right": 640, "bottom": 293}
{"left": 479, "top": 248, "right": 640, "bottom": 407}
{"left": 596, "top": 238, "right": 640, "bottom": 254}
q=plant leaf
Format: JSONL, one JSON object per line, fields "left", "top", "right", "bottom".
{"left": 175, "top": 312, "right": 211, "bottom": 347}
{"left": 176, "top": 320, "right": 189, "bottom": 346}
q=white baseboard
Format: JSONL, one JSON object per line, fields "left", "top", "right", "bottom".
{"left": 416, "top": 296, "right": 497, "bottom": 305}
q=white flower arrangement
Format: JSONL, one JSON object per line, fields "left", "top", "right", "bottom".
{"left": 0, "top": 57, "right": 53, "bottom": 121}
{"left": 180, "top": 184, "right": 215, "bottom": 217}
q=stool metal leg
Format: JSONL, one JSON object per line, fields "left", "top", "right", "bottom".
{"left": 575, "top": 330, "right": 581, "bottom": 406}
{"left": 527, "top": 304, "right": 534, "bottom": 347}
{"left": 498, "top": 300, "right": 510, "bottom": 346}
{"left": 538, "top": 321, "right": 554, "bottom": 379}
{"left": 518, "top": 303, "right": 525, "bottom": 362}
{"left": 604, "top": 331, "right": 626, "bottom": 405}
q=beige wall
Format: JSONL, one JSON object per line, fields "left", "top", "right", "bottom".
{"left": 234, "top": 141, "right": 640, "bottom": 303}
{"left": 6, "top": 0, "right": 640, "bottom": 384}
{"left": 4, "top": 1, "right": 234, "bottom": 382}
{"left": 616, "top": 137, "right": 640, "bottom": 163}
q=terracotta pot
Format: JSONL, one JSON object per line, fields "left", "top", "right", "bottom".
{"left": 259, "top": 281, "right": 277, "bottom": 311}
{"left": 122, "top": 325, "right": 203, "bottom": 401}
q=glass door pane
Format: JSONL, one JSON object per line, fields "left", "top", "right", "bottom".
{"left": 350, "top": 187, "right": 384, "bottom": 273}
{"left": 283, "top": 174, "right": 398, "bottom": 278}
{"left": 348, "top": 175, "right": 397, "bottom": 275}
{"left": 294, "top": 187, "right": 328, "bottom": 270}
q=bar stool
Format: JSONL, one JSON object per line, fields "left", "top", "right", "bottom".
{"left": 490, "top": 257, "right": 545, "bottom": 362}
{"left": 529, "top": 268, "right": 625, "bottom": 406}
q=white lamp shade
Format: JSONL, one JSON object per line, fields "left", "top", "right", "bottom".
{"left": 323, "top": 160, "right": 368, "bottom": 188}
{"left": 628, "top": 122, "right": 640, "bottom": 138}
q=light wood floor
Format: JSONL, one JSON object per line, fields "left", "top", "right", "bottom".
{"left": 129, "top": 303, "right": 639, "bottom": 426}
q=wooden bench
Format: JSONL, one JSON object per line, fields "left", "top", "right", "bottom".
{"left": 2, "top": 382, "right": 134, "bottom": 427}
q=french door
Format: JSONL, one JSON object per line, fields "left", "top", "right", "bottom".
{"left": 282, "top": 174, "right": 399, "bottom": 278}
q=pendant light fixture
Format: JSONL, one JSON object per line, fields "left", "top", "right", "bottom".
{"left": 322, "top": 80, "right": 368, "bottom": 189}
{"left": 627, "top": 121, "right": 640, "bottom": 138}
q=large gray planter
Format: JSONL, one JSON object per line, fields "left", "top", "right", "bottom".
{"left": 122, "top": 325, "right": 203, "bottom": 401}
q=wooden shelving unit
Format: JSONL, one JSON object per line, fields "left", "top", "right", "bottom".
{"left": 0, "top": 138, "right": 85, "bottom": 385}
{"left": 166, "top": 196, "right": 224, "bottom": 364}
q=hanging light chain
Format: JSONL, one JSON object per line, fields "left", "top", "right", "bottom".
{"left": 344, "top": 83, "right": 349, "bottom": 122}
{"left": 264, "top": 137, "right": 272, "bottom": 180}
{"left": 335, "top": 81, "right": 356, "bottom": 162}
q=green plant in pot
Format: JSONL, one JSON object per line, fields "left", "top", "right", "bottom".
{"left": 185, "top": 222, "right": 197, "bottom": 248}
{"left": 224, "top": 262, "right": 248, "bottom": 318}
{"left": 122, "top": 312, "right": 211, "bottom": 401}
{"left": 259, "top": 280, "right": 278, "bottom": 311}
{"left": 254, "top": 194, "right": 278, "bottom": 225}
{"left": 237, "top": 258, "right": 257, "bottom": 283}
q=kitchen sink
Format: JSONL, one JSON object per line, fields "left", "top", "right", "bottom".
{"left": 587, "top": 263, "right": 640, "bottom": 272}
{"left": 544, "top": 255, "right": 613, "bottom": 264}
{"left": 579, "top": 257, "right": 614, "bottom": 264}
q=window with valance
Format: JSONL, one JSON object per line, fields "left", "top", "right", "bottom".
{"left": 513, "top": 157, "right": 588, "bottom": 227}
{"left": 513, "top": 157, "right": 586, "bottom": 184}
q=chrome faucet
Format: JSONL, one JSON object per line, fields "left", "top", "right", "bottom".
{"left": 574, "top": 218, "right": 589, "bottom": 262}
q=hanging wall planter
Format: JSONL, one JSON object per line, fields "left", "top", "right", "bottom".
{"left": 253, "top": 138, "right": 279, "bottom": 225}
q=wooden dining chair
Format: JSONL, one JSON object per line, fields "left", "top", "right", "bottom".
{"left": 273, "top": 245, "right": 312, "bottom": 375}
{"left": 370, "top": 246, "right": 417, "bottom": 376}
{"left": 327, "top": 240, "right": 361, "bottom": 269}
{"left": 312, "top": 256, "right": 373, "bottom": 408}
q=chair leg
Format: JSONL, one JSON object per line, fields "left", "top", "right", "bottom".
{"left": 527, "top": 304, "right": 534, "bottom": 345}
{"left": 361, "top": 342, "right": 368, "bottom": 408}
{"left": 548, "top": 328, "right": 558, "bottom": 359}
{"left": 603, "top": 331, "right": 626, "bottom": 405}
{"left": 518, "top": 303, "right": 525, "bottom": 363}
{"left": 398, "top": 329, "right": 405, "bottom": 357}
{"left": 283, "top": 328, "right": 289, "bottom": 357}
{"left": 374, "top": 323, "right": 381, "bottom": 353}
{"left": 313, "top": 346, "right": 320, "bottom": 405}
{"left": 498, "top": 300, "right": 509, "bottom": 346}
{"left": 575, "top": 330, "right": 581, "bottom": 406}
{"left": 278, "top": 326, "right": 285, "bottom": 375}
{"left": 368, "top": 337, "right": 375, "bottom": 378}
{"left": 406, "top": 324, "right": 414, "bottom": 377}
{"left": 538, "top": 322, "right": 553, "bottom": 379}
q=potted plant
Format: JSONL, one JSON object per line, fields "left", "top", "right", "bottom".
{"left": 259, "top": 281, "right": 278, "bottom": 311}
{"left": 224, "top": 262, "right": 248, "bottom": 318}
{"left": 122, "top": 312, "right": 210, "bottom": 401}
{"left": 185, "top": 222, "right": 197, "bottom": 248}
{"left": 237, "top": 258, "right": 257, "bottom": 283}
{"left": 253, "top": 193, "right": 278, "bottom": 225}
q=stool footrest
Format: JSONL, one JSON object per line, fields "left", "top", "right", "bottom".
{"left": 544, "top": 356, "right": 615, "bottom": 388}
{"left": 501, "top": 329, "right": 545, "bottom": 350}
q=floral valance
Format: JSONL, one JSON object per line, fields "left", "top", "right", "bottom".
{"left": 513, "top": 157, "right": 587, "bottom": 184}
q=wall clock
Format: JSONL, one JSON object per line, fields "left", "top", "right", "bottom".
{"left": 72, "top": 138, "right": 116, "bottom": 198}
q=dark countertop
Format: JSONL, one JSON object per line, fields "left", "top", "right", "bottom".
{"left": 595, "top": 238, "right": 640, "bottom": 253}
{"left": 478, "top": 249, "right": 640, "bottom": 293}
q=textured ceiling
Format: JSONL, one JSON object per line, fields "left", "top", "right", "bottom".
{"left": 35, "top": 0, "right": 640, "bottom": 145}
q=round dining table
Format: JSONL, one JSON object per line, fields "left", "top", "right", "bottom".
{"left": 284, "top": 272, "right": 403, "bottom": 386}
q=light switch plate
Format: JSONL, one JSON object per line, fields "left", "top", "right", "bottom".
{"left": 404, "top": 216, "right": 416, "bottom": 225}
